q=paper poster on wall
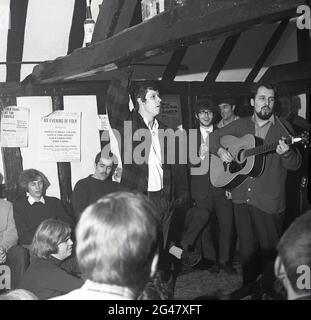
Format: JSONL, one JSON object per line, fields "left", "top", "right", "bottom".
{"left": 0, "top": 106, "right": 30, "bottom": 147}
{"left": 39, "top": 111, "right": 81, "bottom": 162}
{"left": 97, "top": 114, "right": 110, "bottom": 130}
{"left": 157, "top": 95, "right": 182, "bottom": 129}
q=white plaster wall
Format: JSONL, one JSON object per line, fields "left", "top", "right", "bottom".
{"left": 17, "top": 96, "right": 60, "bottom": 198}
{"left": 64, "top": 95, "right": 101, "bottom": 190}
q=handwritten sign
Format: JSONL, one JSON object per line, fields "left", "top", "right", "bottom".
{"left": 0, "top": 106, "right": 29, "bottom": 147}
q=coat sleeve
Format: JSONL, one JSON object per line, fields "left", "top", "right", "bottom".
{"left": 105, "top": 72, "right": 130, "bottom": 130}
{"left": 278, "top": 119, "right": 302, "bottom": 171}
{"left": 0, "top": 202, "right": 18, "bottom": 251}
{"left": 71, "top": 180, "right": 89, "bottom": 222}
{"left": 280, "top": 147, "right": 302, "bottom": 171}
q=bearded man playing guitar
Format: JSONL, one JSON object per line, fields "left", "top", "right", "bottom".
{"left": 209, "top": 82, "right": 302, "bottom": 286}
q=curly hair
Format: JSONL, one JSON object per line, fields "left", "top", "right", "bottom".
{"left": 18, "top": 169, "right": 50, "bottom": 194}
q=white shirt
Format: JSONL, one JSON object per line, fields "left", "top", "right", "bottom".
{"left": 143, "top": 118, "right": 163, "bottom": 192}
{"left": 51, "top": 280, "right": 135, "bottom": 300}
{"left": 199, "top": 125, "right": 213, "bottom": 160}
{"left": 27, "top": 194, "right": 45, "bottom": 205}
{"left": 200, "top": 125, "right": 213, "bottom": 142}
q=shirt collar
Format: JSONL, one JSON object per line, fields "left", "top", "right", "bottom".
{"left": 143, "top": 117, "right": 159, "bottom": 131}
{"left": 27, "top": 194, "right": 45, "bottom": 205}
{"left": 200, "top": 125, "right": 213, "bottom": 134}
{"left": 82, "top": 280, "right": 136, "bottom": 299}
{"left": 251, "top": 114, "right": 275, "bottom": 127}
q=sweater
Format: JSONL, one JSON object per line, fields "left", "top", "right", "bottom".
{"left": 72, "top": 175, "right": 122, "bottom": 220}
{"left": 209, "top": 116, "right": 301, "bottom": 214}
{"left": 13, "top": 196, "right": 74, "bottom": 245}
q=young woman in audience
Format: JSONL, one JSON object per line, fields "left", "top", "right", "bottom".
{"left": 18, "top": 219, "right": 83, "bottom": 299}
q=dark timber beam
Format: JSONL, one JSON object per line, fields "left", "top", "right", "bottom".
{"left": 31, "top": 0, "right": 307, "bottom": 84}
{"left": 0, "top": 97, "right": 23, "bottom": 201}
{"left": 2, "top": 0, "right": 28, "bottom": 201}
{"left": 6, "top": 0, "right": 28, "bottom": 81}
{"left": 1, "top": 79, "right": 310, "bottom": 98}
{"left": 162, "top": 47, "right": 188, "bottom": 81}
{"left": 51, "top": 96, "right": 74, "bottom": 219}
{"left": 246, "top": 19, "right": 289, "bottom": 82}
{"left": 0, "top": 81, "right": 110, "bottom": 97}
{"left": 260, "top": 61, "right": 311, "bottom": 83}
{"left": 204, "top": 33, "right": 241, "bottom": 83}
{"left": 67, "top": 0, "right": 86, "bottom": 54}
{"left": 92, "top": 0, "right": 138, "bottom": 43}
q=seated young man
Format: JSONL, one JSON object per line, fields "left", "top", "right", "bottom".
{"left": 19, "top": 219, "right": 83, "bottom": 299}
{"left": 274, "top": 210, "right": 311, "bottom": 300}
{"left": 71, "top": 151, "right": 122, "bottom": 222}
{"left": 13, "top": 169, "right": 74, "bottom": 247}
{"left": 52, "top": 192, "right": 160, "bottom": 300}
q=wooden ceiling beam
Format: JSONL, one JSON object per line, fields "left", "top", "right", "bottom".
{"left": 31, "top": 0, "right": 307, "bottom": 84}
{"left": 204, "top": 33, "right": 241, "bottom": 83}
{"left": 67, "top": 0, "right": 86, "bottom": 54}
{"left": 6, "top": 0, "right": 28, "bottom": 82}
{"left": 92, "top": 0, "right": 138, "bottom": 43}
{"left": 246, "top": 18, "right": 289, "bottom": 82}
{"left": 260, "top": 61, "right": 311, "bottom": 83}
{"left": 162, "top": 47, "right": 188, "bottom": 81}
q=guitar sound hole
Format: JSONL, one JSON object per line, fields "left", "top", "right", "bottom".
{"left": 229, "top": 160, "right": 246, "bottom": 174}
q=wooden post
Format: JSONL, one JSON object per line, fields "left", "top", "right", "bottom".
{"left": 51, "top": 95, "right": 74, "bottom": 218}
{"left": 0, "top": 97, "right": 23, "bottom": 201}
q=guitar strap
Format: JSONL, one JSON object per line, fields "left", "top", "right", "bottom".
{"left": 276, "top": 116, "right": 295, "bottom": 137}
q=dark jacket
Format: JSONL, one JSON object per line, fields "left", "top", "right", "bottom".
{"left": 106, "top": 76, "right": 189, "bottom": 204}
{"left": 189, "top": 125, "right": 223, "bottom": 200}
{"left": 19, "top": 256, "right": 83, "bottom": 299}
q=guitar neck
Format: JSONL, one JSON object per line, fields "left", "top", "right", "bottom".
{"left": 244, "top": 136, "right": 292, "bottom": 157}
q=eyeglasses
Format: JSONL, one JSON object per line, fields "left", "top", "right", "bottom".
{"left": 198, "top": 110, "right": 213, "bottom": 116}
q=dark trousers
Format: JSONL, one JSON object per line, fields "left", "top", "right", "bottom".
{"left": 5, "top": 245, "right": 30, "bottom": 289}
{"left": 147, "top": 190, "right": 172, "bottom": 249}
{"left": 181, "top": 187, "right": 234, "bottom": 263}
{"left": 233, "top": 203, "right": 283, "bottom": 285}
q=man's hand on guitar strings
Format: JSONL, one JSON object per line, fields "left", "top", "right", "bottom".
{"left": 217, "top": 147, "right": 233, "bottom": 163}
{"left": 276, "top": 137, "right": 290, "bottom": 155}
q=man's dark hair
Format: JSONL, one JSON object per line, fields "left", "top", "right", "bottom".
{"left": 193, "top": 98, "right": 218, "bottom": 116}
{"left": 250, "top": 82, "right": 277, "bottom": 98}
{"left": 216, "top": 95, "right": 236, "bottom": 107}
{"left": 134, "top": 82, "right": 159, "bottom": 105}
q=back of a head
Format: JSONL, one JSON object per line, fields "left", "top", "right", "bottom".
{"left": 277, "top": 210, "right": 311, "bottom": 296}
{"left": 76, "top": 192, "right": 160, "bottom": 295}
{"left": 0, "top": 289, "right": 38, "bottom": 300}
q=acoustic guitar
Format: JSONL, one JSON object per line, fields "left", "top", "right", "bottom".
{"left": 210, "top": 132, "right": 309, "bottom": 190}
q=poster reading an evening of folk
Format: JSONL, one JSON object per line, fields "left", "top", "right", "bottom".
{"left": 39, "top": 111, "right": 81, "bottom": 162}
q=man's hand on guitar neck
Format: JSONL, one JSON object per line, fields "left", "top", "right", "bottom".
{"left": 276, "top": 137, "right": 290, "bottom": 156}
{"left": 217, "top": 147, "right": 233, "bottom": 163}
